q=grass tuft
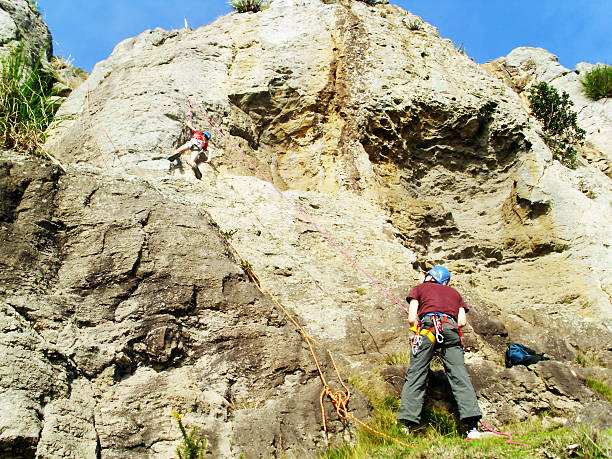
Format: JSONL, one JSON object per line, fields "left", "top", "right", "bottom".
{"left": 228, "top": 0, "right": 269, "bottom": 13}
{"left": 575, "top": 348, "right": 601, "bottom": 368}
{"left": 406, "top": 18, "right": 423, "bottom": 31}
{"left": 384, "top": 352, "right": 411, "bottom": 366}
{"left": 581, "top": 65, "right": 612, "bottom": 101}
{"left": 0, "top": 41, "right": 59, "bottom": 154}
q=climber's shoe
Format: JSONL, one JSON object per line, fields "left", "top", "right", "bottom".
{"left": 466, "top": 427, "right": 482, "bottom": 441}
{"left": 168, "top": 152, "right": 181, "bottom": 162}
{"left": 192, "top": 164, "right": 202, "bottom": 180}
{"left": 398, "top": 419, "right": 415, "bottom": 435}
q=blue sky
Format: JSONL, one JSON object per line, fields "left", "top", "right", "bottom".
{"left": 37, "top": 0, "right": 611, "bottom": 73}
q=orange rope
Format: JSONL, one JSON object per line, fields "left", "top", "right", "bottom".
{"left": 223, "top": 235, "right": 412, "bottom": 449}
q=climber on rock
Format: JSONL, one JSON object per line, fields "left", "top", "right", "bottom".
{"left": 397, "top": 265, "right": 483, "bottom": 441}
{"left": 168, "top": 121, "right": 212, "bottom": 180}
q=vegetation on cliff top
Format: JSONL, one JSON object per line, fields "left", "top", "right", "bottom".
{"left": 229, "top": 0, "right": 269, "bottom": 13}
{"left": 581, "top": 65, "right": 612, "bottom": 101}
{"left": 528, "top": 81, "right": 585, "bottom": 169}
{"left": 0, "top": 42, "right": 58, "bottom": 154}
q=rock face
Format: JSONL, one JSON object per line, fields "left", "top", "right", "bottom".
{"left": 0, "top": 152, "right": 368, "bottom": 457}
{"left": 483, "top": 47, "right": 612, "bottom": 176}
{"left": 0, "top": 0, "right": 51, "bottom": 69}
{"left": 3, "top": 0, "right": 612, "bottom": 456}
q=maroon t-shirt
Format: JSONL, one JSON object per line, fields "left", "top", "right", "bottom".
{"left": 406, "top": 282, "right": 468, "bottom": 319}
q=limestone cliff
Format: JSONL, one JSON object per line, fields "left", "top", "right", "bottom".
{"left": 2, "top": 0, "right": 611, "bottom": 457}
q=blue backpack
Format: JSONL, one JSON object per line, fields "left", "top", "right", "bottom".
{"left": 505, "top": 343, "right": 548, "bottom": 368}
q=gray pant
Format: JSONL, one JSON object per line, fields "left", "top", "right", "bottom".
{"left": 397, "top": 316, "right": 481, "bottom": 424}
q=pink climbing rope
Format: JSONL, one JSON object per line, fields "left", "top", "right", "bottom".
{"left": 476, "top": 421, "right": 531, "bottom": 447}
{"left": 188, "top": 100, "right": 409, "bottom": 315}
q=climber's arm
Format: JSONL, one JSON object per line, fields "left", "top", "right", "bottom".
{"left": 458, "top": 307, "right": 466, "bottom": 327}
{"left": 408, "top": 299, "right": 419, "bottom": 327}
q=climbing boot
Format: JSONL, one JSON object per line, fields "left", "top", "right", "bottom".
{"left": 192, "top": 164, "right": 202, "bottom": 180}
{"left": 168, "top": 152, "right": 181, "bottom": 162}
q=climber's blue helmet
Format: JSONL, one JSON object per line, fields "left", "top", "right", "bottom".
{"left": 427, "top": 266, "right": 450, "bottom": 285}
{"left": 203, "top": 131, "right": 211, "bottom": 140}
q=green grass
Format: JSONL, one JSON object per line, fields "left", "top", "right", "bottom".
{"left": 322, "top": 369, "right": 611, "bottom": 458}
{"left": 322, "top": 409, "right": 611, "bottom": 458}
{"left": 0, "top": 41, "right": 58, "bottom": 154}
{"left": 28, "top": 1, "right": 40, "bottom": 15}
{"left": 587, "top": 378, "right": 612, "bottom": 403}
{"left": 581, "top": 65, "right": 612, "bottom": 101}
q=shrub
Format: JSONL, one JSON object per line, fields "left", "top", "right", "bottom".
{"left": 581, "top": 64, "right": 612, "bottom": 101}
{"left": 0, "top": 41, "right": 58, "bottom": 153}
{"left": 228, "top": 0, "right": 268, "bottom": 13}
{"left": 528, "top": 81, "right": 585, "bottom": 169}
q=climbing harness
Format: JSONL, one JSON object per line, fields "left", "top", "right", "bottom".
{"left": 409, "top": 325, "right": 434, "bottom": 355}
{"left": 410, "top": 313, "right": 463, "bottom": 355}
{"left": 432, "top": 314, "right": 444, "bottom": 343}
{"left": 411, "top": 332, "right": 423, "bottom": 356}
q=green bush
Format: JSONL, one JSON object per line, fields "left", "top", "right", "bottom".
{"left": 228, "top": 0, "right": 268, "bottom": 13}
{"left": 0, "top": 41, "right": 58, "bottom": 153}
{"left": 528, "top": 81, "right": 585, "bottom": 169}
{"left": 581, "top": 65, "right": 612, "bottom": 101}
